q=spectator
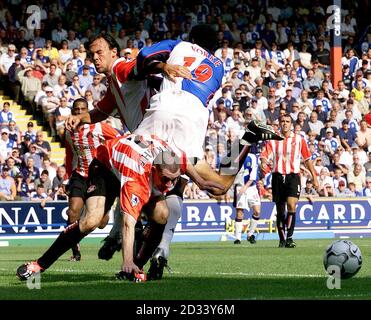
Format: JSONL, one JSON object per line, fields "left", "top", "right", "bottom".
{"left": 55, "top": 97, "right": 71, "bottom": 140}
{"left": 0, "top": 127, "right": 16, "bottom": 159}
{"left": 31, "top": 184, "right": 52, "bottom": 208}
{"left": 67, "top": 74, "right": 85, "bottom": 102}
{"left": 17, "top": 67, "right": 42, "bottom": 102}
{"left": 362, "top": 176, "right": 371, "bottom": 197}
{"left": 34, "top": 131, "right": 51, "bottom": 159}
{"left": 7, "top": 120, "right": 20, "bottom": 144}
{"left": 39, "top": 157, "right": 57, "bottom": 182}
{"left": 335, "top": 180, "right": 354, "bottom": 197}
{"left": 6, "top": 156, "right": 20, "bottom": 178}
{"left": 52, "top": 165, "right": 67, "bottom": 193}
{"left": 0, "top": 102, "right": 15, "bottom": 127}
{"left": 53, "top": 180, "right": 69, "bottom": 201}
{"left": 23, "top": 144, "right": 43, "bottom": 169}
{"left": 21, "top": 157, "right": 40, "bottom": 191}
{"left": 15, "top": 173, "right": 31, "bottom": 200}
{"left": 308, "top": 111, "right": 323, "bottom": 136}
{"left": 19, "top": 135, "right": 31, "bottom": 156}
{"left": 347, "top": 163, "right": 366, "bottom": 193}
{"left": 300, "top": 178, "right": 318, "bottom": 202}
{"left": 51, "top": 20, "right": 68, "bottom": 44}
{"left": 22, "top": 121, "right": 36, "bottom": 143}
{"left": 332, "top": 167, "right": 348, "bottom": 189}
{"left": 34, "top": 169, "right": 53, "bottom": 196}
{"left": 318, "top": 167, "right": 335, "bottom": 197}
{"left": 40, "top": 86, "right": 60, "bottom": 134}
{"left": 8, "top": 55, "right": 24, "bottom": 102}
{"left": 84, "top": 90, "right": 95, "bottom": 110}
{"left": 58, "top": 40, "right": 73, "bottom": 65}
{"left": 0, "top": 165, "right": 16, "bottom": 200}
{"left": 0, "top": 44, "right": 16, "bottom": 76}
{"left": 339, "top": 119, "right": 357, "bottom": 152}
{"left": 42, "top": 63, "right": 59, "bottom": 87}
{"left": 355, "top": 119, "right": 371, "bottom": 152}
{"left": 78, "top": 65, "right": 93, "bottom": 88}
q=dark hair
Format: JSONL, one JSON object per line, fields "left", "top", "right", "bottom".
{"left": 72, "top": 98, "right": 88, "bottom": 109}
{"left": 41, "top": 170, "right": 49, "bottom": 176}
{"left": 189, "top": 24, "right": 217, "bottom": 52}
{"left": 89, "top": 33, "right": 120, "bottom": 57}
{"left": 153, "top": 150, "right": 182, "bottom": 174}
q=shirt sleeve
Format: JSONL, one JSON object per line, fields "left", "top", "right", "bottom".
{"left": 120, "top": 178, "right": 150, "bottom": 221}
{"left": 260, "top": 141, "right": 272, "bottom": 161}
{"left": 301, "top": 136, "right": 312, "bottom": 161}
{"left": 100, "top": 122, "right": 122, "bottom": 140}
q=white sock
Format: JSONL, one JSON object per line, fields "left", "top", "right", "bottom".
{"left": 158, "top": 195, "right": 183, "bottom": 259}
{"left": 108, "top": 200, "right": 122, "bottom": 240}
{"left": 235, "top": 221, "right": 243, "bottom": 241}
{"left": 248, "top": 217, "right": 259, "bottom": 237}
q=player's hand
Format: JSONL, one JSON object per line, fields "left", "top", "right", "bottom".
{"left": 122, "top": 261, "right": 141, "bottom": 275}
{"left": 65, "top": 115, "right": 81, "bottom": 131}
{"left": 163, "top": 64, "right": 192, "bottom": 82}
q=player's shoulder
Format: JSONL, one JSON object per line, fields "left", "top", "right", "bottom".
{"left": 112, "top": 58, "right": 136, "bottom": 81}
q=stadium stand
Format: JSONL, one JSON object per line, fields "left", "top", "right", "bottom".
{"left": 0, "top": 0, "right": 370, "bottom": 200}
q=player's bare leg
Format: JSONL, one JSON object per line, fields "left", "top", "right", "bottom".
{"left": 247, "top": 205, "right": 260, "bottom": 244}
{"left": 285, "top": 197, "right": 298, "bottom": 248}
{"left": 67, "top": 196, "right": 84, "bottom": 261}
{"left": 16, "top": 196, "right": 107, "bottom": 280}
{"left": 234, "top": 208, "right": 244, "bottom": 244}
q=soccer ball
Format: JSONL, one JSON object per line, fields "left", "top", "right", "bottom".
{"left": 323, "top": 240, "right": 362, "bottom": 279}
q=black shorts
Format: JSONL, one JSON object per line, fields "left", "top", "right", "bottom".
{"left": 86, "top": 158, "right": 121, "bottom": 213}
{"left": 68, "top": 171, "right": 88, "bottom": 198}
{"left": 272, "top": 172, "right": 301, "bottom": 203}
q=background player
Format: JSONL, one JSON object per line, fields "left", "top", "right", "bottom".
{"left": 64, "top": 98, "right": 120, "bottom": 261}
{"left": 260, "top": 114, "right": 319, "bottom": 248}
{"left": 233, "top": 151, "right": 261, "bottom": 245}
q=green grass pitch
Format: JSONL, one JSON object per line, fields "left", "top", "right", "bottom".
{"left": 0, "top": 238, "right": 370, "bottom": 300}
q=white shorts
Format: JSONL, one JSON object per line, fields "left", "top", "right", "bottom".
{"left": 234, "top": 185, "right": 261, "bottom": 209}
{"left": 134, "top": 89, "right": 209, "bottom": 159}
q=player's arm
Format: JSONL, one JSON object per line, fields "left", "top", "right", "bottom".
{"left": 121, "top": 213, "right": 141, "bottom": 274}
{"left": 260, "top": 142, "right": 272, "bottom": 174}
{"left": 301, "top": 137, "right": 319, "bottom": 190}
{"left": 185, "top": 159, "right": 224, "bottom": 194}
{"left": 134, "top": 39, "right": 191, "bottom": 82}
{"left": 135, "top": 39, "right": 180, "bottom": 76}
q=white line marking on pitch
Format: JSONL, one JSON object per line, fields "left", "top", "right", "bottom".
{"left": 172, "top": 271, "right": 324, "bottom": 278}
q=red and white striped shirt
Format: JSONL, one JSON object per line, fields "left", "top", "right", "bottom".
{"left": 96, "top": 58, "right": 149, "bottom": 131}
{"left": 260, "top": 132, "right": 311, "bottom": 175}
{"left": 65, "top": 123, "right": 121, "bottom": 178}
{"left": 96, "top": 134, "right": 187, "bottom": 220}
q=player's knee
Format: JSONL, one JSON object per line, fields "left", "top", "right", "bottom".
{"left": 98, "top": 214, "right": 109, "bottom": 229}
{"left": 68, "top": 207, "right": 81, "bottom": 222}
{"left": 153, "top": 206, "right": 169, "bottom": 225}
{"left": 79, "top": 215, "right": 100, "bottom": 233}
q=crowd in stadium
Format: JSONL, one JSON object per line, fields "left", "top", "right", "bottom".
{"left": 0, "top": 0, "right": 370, "bottom": 202}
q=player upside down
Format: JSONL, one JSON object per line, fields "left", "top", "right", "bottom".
{"left": 64, "top": 25, "right": 284, "bottom": 280}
